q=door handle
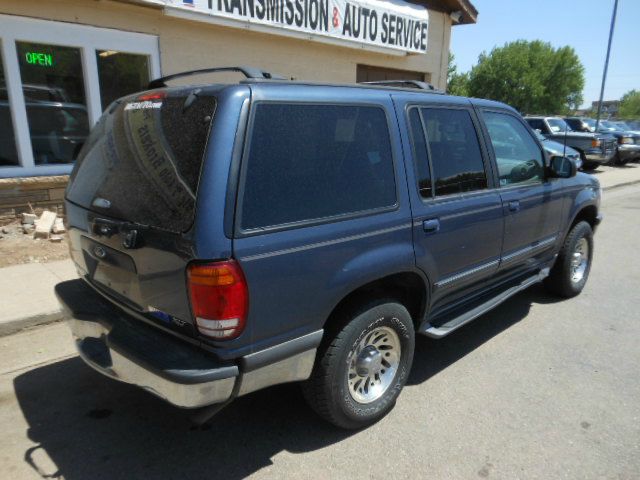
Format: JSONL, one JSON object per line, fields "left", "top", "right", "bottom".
{"left": 423, "top": 218, "right": 440, "bottom": 234}
{"left": 508, "top": 201, "right": 521, "bottom": 212}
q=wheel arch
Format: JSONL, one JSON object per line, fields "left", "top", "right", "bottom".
{"left": 322, "top": 271, "right": 430, "bottom": 337}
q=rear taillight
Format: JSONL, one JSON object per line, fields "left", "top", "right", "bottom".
{"left": 187, "top": 260, "right": 248, "bottom": 340}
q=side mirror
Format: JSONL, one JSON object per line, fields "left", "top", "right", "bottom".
{"left": 549, "top": 155, "right": 577, "bottom": 179}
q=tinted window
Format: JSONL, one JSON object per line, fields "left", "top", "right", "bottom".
{"left": 484, "top": 112, "right": 544, "bottom": 186}
{"left": 420, "top": 108, "right": 487, "bottom": 197}
{"left": 526, "top": 118, "right": 546, "bottom": 133}
{"left": 408, "top": 108, "right": 432, "bottom": 198}
{"left": 67, "top": 91, "right": 216, "bottom": 232}
{"left": 241, "top": 104, "right": 396, "bottom": 230}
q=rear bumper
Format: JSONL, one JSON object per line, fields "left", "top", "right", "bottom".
{"left": 56, "top": 279, "right": 322, "bottom": 409}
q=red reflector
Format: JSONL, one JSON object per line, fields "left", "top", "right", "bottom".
{"left": 138, "top": 91, "right": 166, "bottom": 101}
{"left": 187, "top": 261, "right": 248, "bottom": 340}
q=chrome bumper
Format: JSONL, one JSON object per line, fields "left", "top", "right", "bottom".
{"left": 585, "top": 147, "right": 616, "bottom": 164}
{"left": 617, "top": 144, "right": 640, "bottom": 161}
{"left": 69, "top": 318, "right": 238, "bottom": 408}
{"left": 57, "top": 279, "right": 322, "bottom": 409}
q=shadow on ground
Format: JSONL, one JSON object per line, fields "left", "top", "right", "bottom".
{"left": 14, "top": 284, "right": 560, "bottom": 480}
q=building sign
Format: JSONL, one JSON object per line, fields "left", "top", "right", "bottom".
{"left": 159, "top": 0, "right": 428, "bottom": 54}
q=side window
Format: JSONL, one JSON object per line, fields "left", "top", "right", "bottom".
{"left": 420, "top": 108, "right": 488, "bottom": 197}
{"left": 240, "top": 104, "right": 396, "bottom": 230}
{"left": 484, "top": 112, "right": 545, "bottom": 187}
{"left": 526, "top": 118, "right": 546, "bottom": 133}
{"left": 408, "top": 108, "right": 432, "bottom": 198}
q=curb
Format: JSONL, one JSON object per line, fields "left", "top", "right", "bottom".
{"left": 0, "top": 310, "right": 64, "bottom": 337}
{"left": 602, "top": 179, "right": 640, "bottom": 191}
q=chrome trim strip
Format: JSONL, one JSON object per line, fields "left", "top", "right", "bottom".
{"left": 435, "top": 259, "right": 500, "bottom": 288}
{"left": 502, "top": 235, "right": 557, "bottom": 263}
{"left": 240, "top": 223, "right": 411, "bottom": 262}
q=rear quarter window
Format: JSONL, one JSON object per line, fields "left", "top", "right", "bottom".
{"left": 239, "top": 103, "right": 396, "bottom": 230}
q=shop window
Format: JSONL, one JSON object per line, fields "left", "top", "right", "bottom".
{"left": 0, "top": 49, "right": 20, "bottom": 166}
{"left": 96, "top": 50, "right": 150, "bottom": 109}
{"left": 16, "top": 41, "right": 90, "bottom": 165}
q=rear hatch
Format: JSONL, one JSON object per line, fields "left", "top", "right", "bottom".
{"left": 65, "top": 87, "right": 218, "bottom": 337}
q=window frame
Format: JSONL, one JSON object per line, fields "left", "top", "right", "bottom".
{"left": 405, "top": 103, "right": 496, "bottom": 203}
{"left": 479, "top": 108, "right": 549, "bottom": 190}
{"left": 0, "top": 14, "right": 160, "bottom": 178}
{"left": 234, "top": 100, "right": 400, "bottom": 237}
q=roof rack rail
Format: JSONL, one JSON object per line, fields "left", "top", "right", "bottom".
{"left": 147, "top": 66, "right": 286, "bottom": 89}
{"left": 359, "top": 80, "right": 443, "bottom": 92}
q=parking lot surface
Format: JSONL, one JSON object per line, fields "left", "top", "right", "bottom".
{"left": 0, "top": 184, "right": 638, "bottom": 480}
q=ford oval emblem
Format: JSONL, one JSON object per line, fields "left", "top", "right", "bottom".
{"left": 94, "top": 246, "right": 107, "bottom": 259}
{"left": 92, "top": 197, "right": 111, "bottom": 209}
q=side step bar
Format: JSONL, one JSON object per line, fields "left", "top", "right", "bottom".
{"left": 420, "top": 268, "right": 550, "bottom": 339}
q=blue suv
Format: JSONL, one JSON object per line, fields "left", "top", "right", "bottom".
{"left": 56, "top": 67, "right": 602, "bottom": 429}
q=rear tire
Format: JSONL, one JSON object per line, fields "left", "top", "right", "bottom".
{"left": 302, "top": 300, "right": 415, "bottom": 429}
{"left": 581, "top": 161, "right": 598, "bottom": 171}
{"left": 544, "top": 221, "right": 593, "bottom": 298}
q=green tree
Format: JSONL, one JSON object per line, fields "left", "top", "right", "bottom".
{"left": 466, "top": 40, "right": 585, "bottom": 114}
{"left": 446, "top": 53, "right": 470, "bottom": 97}
{"left": 618, "top": 90, "right": 640, "bottom": 119}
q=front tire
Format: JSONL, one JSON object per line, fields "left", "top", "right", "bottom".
{"left": 302, "top": 300, "right": 415, "bottom": 429}
{"left": 544, "top": 221, "right": 593, "bottom": 298}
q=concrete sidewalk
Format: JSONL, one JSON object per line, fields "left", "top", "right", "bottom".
{"left": 0, "top": 260, "right": 76, "bottom": 336}
{"left": 1, "top": 163, "right": 639, "bottom": 337}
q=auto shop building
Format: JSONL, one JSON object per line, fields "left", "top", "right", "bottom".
{"left": 0, "top": 0, "right": 476, "bottom": 217}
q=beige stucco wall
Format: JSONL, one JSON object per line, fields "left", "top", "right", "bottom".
{"left": 0, "top": 0, "right": 451, "bottom": 88}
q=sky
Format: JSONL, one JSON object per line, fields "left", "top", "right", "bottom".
{"left": 449, "top": 0, "right": 640, "bottom": 108}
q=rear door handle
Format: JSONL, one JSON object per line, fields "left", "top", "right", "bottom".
{"left": 508, "top": 201, "right": 521, "bottom": 212}
{"left": 422, "top": 218, "right": 440, "bottom": 234}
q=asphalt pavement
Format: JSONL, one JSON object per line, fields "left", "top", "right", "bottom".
{"left": 0, "top": 184, "right": 639, "bottom": 479}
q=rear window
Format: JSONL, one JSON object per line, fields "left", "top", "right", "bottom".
{"left": 239, "top": 103, "right": 396, "bottom": 230}
{"left": 67, "top": 91, "right": 216, "bottom": 232}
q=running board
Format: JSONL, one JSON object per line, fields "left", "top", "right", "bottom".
{"left": 420, "top": 268, "right": 550, "bottom": 339}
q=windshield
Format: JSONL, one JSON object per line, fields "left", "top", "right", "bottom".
{"left": 614, "top": 121, "right": 631, "bottom": 130}
{"left": 599, "top": 120, "right": 617, "bottom": 131}
{"left": 547, "top": 118, "right": 572, "bottom": 133}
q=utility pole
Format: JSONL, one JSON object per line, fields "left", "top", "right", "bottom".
{"left": 595, "top": 0, "right": 619, "bottom": 131}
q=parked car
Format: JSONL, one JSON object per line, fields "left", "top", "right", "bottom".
{"left": 626, "top": 120, "right": 640, "bottom": 131}
{"left": 565, "top": 117, "right": 640, "bottom": 165}
{"left": 534, "top": 130, "right": 582, "bottom": 170}
{"left": 56, "top": 67, "right": 602, "bottom": 429}
{"left": 525, "top": 116, "right": 616, "bottom": 170}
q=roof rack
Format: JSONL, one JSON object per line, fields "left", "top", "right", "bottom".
{"left": 147, "top": 66, "right": 286, "bottom": 89}
{"left": 359, "top": 80, "right": 443, "bottom": 93}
